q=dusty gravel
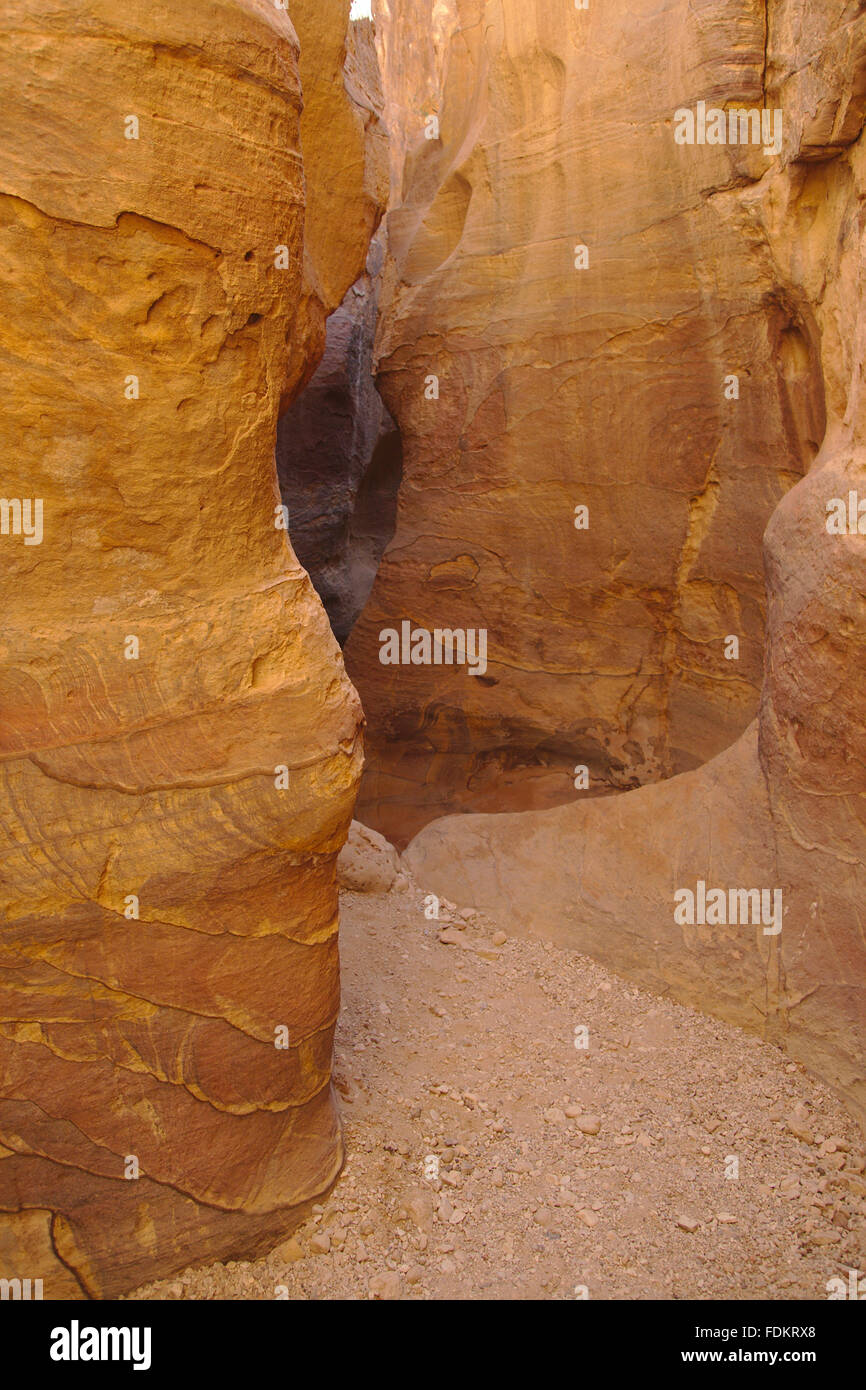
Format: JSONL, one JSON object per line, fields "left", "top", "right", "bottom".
{"left": 129, "top": 878, "right": 866, "bottom": 1301}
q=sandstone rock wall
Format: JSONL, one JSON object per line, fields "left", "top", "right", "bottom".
{"left": 406, "top": 0, "right": 866, "bottom": 1129}
{"left": 0, "top": 0, "right": 379, "bottom": 1298}
{"left": 349, "top": 0, "right": 825, "bottom": 847}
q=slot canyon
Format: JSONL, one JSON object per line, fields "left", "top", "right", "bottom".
{"left": 0, "top": 0, "right": 864, "bottom": 1312}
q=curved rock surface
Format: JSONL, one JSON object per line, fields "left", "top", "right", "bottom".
{"left": 348, "top": 0, "right": 825, "bottom": 846}
{"left": 406, "top": 0, "right": 866, "bottom": 1129}
{"left": 0, "top": 0, "right": 376, "bottom": 1297}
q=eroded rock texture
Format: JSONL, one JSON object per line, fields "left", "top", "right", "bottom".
{"left": 0, "top": 0, "right": 375, "bottom": 1297}
{"left": 406, "top": 1, "right": 866, "bottom": 1128}
{"left": 349, "top": 0, "right": 825, "bottom": 846}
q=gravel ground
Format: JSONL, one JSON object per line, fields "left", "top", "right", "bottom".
{"left": 129, "top": 880, "right": 866, "bottom": 1301}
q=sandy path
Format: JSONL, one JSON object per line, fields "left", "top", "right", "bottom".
{"left": 130, "top": 881, "right": 866, "bottom": 1301}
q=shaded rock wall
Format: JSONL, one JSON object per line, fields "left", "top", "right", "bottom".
{"left": 406, "top": 1, "right": 866, "bottom": 1128}
{"left": 0, "top": 0, "right": 378, "bottom": 1298}
{"left": 349, "top": 0, "right": 825, "bottom": 847}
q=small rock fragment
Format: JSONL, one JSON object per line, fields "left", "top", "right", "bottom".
{"left": 576, "top": 1115, "right": 601, "bottom": 1135}
{"left": 405, "top": 1191, "right": 435, "bottom": 1231}
{"left": 272, "top": 1236, "right": 305, "bottom": 1264}
{"left": 437, "top": 927, "right": 466, "bottom": 947}
{"left": 368, "top": 1272, "right": 403, "bottom": 1301}
{"left": 544, "top": 1106, "right": 567, "bottom": 1124}
{"left": 786, "top": 1115, "right": 815, "bottom": 1145}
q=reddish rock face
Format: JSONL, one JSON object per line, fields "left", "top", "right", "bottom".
{"left": 349, "top": 0, "right": 825, "bottom": 847}
{"left": 404, "top": 0, "right": 866, "bottom": 1130}
{"left": 0, "top": 0, "right": 381, "bottom": 1297}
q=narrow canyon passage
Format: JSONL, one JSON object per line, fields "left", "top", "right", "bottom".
{"left": 276, "top": 238, "right": 404, "bottom": 644}
{"left": 0, "top": 0, "right": 864, "bottom": 1319}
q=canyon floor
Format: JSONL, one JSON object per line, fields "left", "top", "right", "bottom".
{"left": 129, "top": 880, "right": 866, "bottom": 1302}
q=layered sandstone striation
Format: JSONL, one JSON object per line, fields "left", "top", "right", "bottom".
{"left": 0, "top": 0, "right": 380, "bottom": 1297}
{"left": 348, "top": 0, "right": 825, "bottom": 846}
{"left": 406, "top": 1, "right": 866, "bottom": 1127}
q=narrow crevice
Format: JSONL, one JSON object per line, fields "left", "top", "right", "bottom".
{"left": 275, "top": 241, "right": 403, "bottom": 646}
